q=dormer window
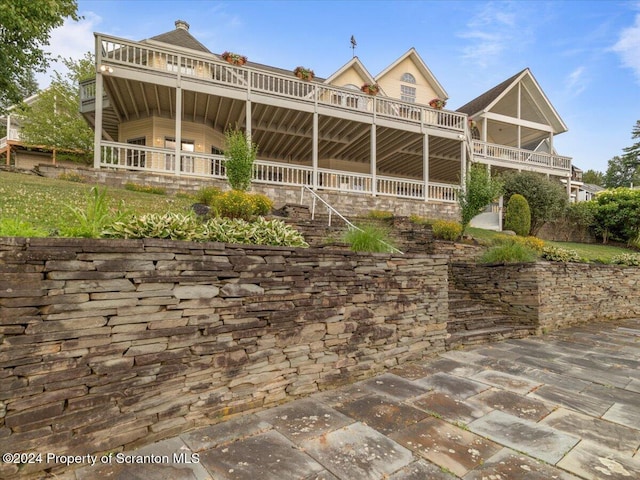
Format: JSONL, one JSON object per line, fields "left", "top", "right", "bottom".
{"left": 401, "top": 72, "right": 416, "bottom": 84}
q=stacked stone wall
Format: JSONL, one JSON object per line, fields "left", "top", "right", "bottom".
{"left": 451, "top": 262, "right": 640, "bottom": 332}
{"left": 0, "top": 237, "right": 448, "bottom": 477}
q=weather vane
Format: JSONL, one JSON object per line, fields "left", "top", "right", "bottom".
{"left": 350, "top": 35, "right": 357, "bottom": 58}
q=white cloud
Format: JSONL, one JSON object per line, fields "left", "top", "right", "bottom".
{"left": 458, "top": 2, "right": 528, "bottom": 69}
{"left": 612, "top": 10, "right": 640, "bottom": 84}
{"left": 565, "top": 66, "right": 587, "bottom": 96}
{"left": 36, "top": 12, "right": 102, "bottom": 88}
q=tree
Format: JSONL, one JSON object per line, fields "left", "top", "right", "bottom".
{"left": 622, "top": 120, "right": 640, "bottom": 166}
{"left": 224, "top": 128, "right": 258, "bottom": 191}
{"left": 502, "top": 171, "right": 568, "bottom": 236}
{"left": 603, "top": 155, "right": 640, "bottom": 188}
{"left": 15, "top": 53, "right": 95, "bottom": 161}
{"left": 504, "top": 194, "right": 531, "bottom": 236}
{"left": 0, "top": 0, "right": 79, "bottom": 114}
{"left": 458, "top": 163, "right": 503, "bottom": 233}
{"left": 582, "top": 169, "right": 604, "bottom": 186}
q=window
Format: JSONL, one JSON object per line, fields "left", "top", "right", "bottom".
{"left": 164, "top": 137, "right": 195, "bottom": 172}
{"left": 126, "top": 137, "right": 146, "bottom": 167}
{"left": 401, "top": 73, "right": 416, "bottom": 84}
{"left": 400, "top": 85, "right": 416, "bottom": 103}
{"left": 166, "top": 61, "right": 195, "bottom": 76}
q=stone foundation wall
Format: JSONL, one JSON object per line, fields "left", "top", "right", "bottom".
{"left": 0, "top": 237, "right": 448, "bottom": 478}
{"left": 451, "top": 262, "right": 640, "bottom": 332}
{"left": 36, "top": 164, "right": 460, "bottom": 220}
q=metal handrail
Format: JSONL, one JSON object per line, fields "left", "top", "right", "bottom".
{"left": 300, "top": 186, "right": 403, "bottom": 255}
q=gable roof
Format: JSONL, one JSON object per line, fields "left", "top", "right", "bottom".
{"left": 146, "top": 20, "right": 211, "bottom": 54}
{"left": 375, "top": 48, "right": 448, "bottom": 100}
{"left": 324, "top": 57, "right": 377, "bottom": 86}
{"left": 456, "top": 68, "right": 567, "bottom": 134}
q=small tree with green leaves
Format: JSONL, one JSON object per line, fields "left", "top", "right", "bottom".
{"left": 502, "top": 171, "right": 568, "bottom": 236}
{"left": 504, "top": 193, "right": 531, "bottom": 236}
{"left": 224, "top": 128, "right": 257, "bottom": 191}
{"left": 458, "top": 163, "right": 503, "bottom": 233}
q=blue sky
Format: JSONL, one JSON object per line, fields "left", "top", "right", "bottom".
{"left": 40, "top": 0, "right": 640, "bottom": 174}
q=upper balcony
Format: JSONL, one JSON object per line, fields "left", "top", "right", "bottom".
{"left": 83, "top": 34, "right": 467, "bottom": 137}
{"left": 472, "top": 140, "right": 571, "bottom": 175}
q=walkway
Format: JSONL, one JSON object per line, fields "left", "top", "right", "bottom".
{"left": 72, "top": 319, "right": 640, "bottom": 480}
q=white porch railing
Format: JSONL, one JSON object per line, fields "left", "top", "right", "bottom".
{"left": 98, "top": 141, "right": 458, "bottom": 203}
{"left": 0, "top": 129, "right": 20, "bottom": 149}
{"left": 91, "top": 34, "right": 466, "bottom": 133}
{"left": 472, "top": 140, "right": 571, "bottom": 172}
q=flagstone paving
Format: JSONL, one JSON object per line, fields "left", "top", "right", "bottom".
{"left": 72, "top": 319, "right": 640, "bottom": 480}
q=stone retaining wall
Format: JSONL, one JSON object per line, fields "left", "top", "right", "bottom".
{"left": 0, "top": 237, "right": 448, "bottom": 478}
{"left": 35, "top": 164, "right": 460, "bottom": 220}
{"left": 451, "top": 262, "right": 640, "bottom": 332}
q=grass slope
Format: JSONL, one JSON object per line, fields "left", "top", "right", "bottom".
{"left": 0, "top": 171, "right": 193, "bottom": 233}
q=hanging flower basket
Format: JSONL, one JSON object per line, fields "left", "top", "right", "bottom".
{"left": 429, "top": 98, "right": 446, "bottom": 109}
{"left": 293, "top": 66, "right": 314, "bottom": 81}
{"left": 221, "top": 51, "right": 247, "bottom": 66}
{"left": 361, "top": 83, "right": 380, "bottom": 95}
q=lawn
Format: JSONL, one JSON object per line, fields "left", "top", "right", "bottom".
{"left": 466, "top": 226, "right": 634, "bottom": 263}
{"left": 0, "top": 171, "right": 194, "bottom": 233}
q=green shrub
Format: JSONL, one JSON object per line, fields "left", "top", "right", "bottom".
{"left": 210, "top": 190, "right": 274, "bottom": 220}
{"left": 367, "top": 210, "right": 394, "bottom": 220}
{"left": 224, "top": 128, "right": 257, "bottom": 191}
{"left": 541, "top": 245, "right": 583, "bottom": 263}
{"left": 124, "top": 182, "right": 166, "bottom": 195}
{"left": 610, "top": 253, "right": 640, "bottom": 266}
{"left": 0, "top": 218, "right": 48, "bottom": 237}
{"left": 342, "top": 224, "right": 396, "bottom": 253}
{"left": 480, "top": 240, "right": 538, "bottom": 264}
{"left": 250, "top": 193, "right": 274, "bottom": 216}
{"left": 212, "top": 190, "right": 256, "bottom": 221}
{"left": 432, "top": 220, "right": 462, "bottom": 241}
{"left": 459, "top": 163, "right": 503, "bottom": 232}
{"left": 105, "top": 213, "right": 308, "bottom": 247}
{"left": 494, "top": 234, "right": 545, "bottom": 252}
{"left": 504, "top": 194, "right": 531, "bottom": 236}
{"left": 195, "top": 186, "right": 222, "bottom": 205}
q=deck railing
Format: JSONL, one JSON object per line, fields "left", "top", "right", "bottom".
{"left": 92, "top": 34, "right": 466, "bottom": 133}
{"left": 472, "top": 140, "right": 571, "bottom": 172}
{"left": 98, "top": 141, "right": 458, "bottom": 203}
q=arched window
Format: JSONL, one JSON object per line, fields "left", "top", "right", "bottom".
{"left": 401, "top": 72, "right": 416, "bottom": 84}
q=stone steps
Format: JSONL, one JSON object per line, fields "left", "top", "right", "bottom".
{"left": 447, "top": 281, "right": 534, "bottom": 349}
{"left": 446, "top": 325, "right": 533, "bottom": 349}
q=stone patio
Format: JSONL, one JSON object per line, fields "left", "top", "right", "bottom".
{"left": 69, "top": 319, "right": 640, "bottom": 480}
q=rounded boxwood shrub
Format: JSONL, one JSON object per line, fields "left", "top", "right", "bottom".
{"left": 504, "top": 193, "right": 531, "bottom": 236}
{"left": 432, "top": 219, "right": 463, "bottom": 241}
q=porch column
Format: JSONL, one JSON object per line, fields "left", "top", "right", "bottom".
{"left": 93, "top": 71, "right": 103, "bottom": 169}
{"left": 423, "top": 132, "right": 429, "bottom": 201}
{"left": 460, "top": 140, "right": 467, "bottom": 192}
{"left": 245, "top": 99, "right": 252, "bottom": 142}
{"left": 312, "top": 112, "right": 318, "bottom": 189}
{"left": 175, "top": 86, "right": 182, "bottom": 175}
{"left": 370, "top": 123, "right": 377, "bottom": 196}
{"left": 566, "top": 157, "right": 572, "bottom": 199}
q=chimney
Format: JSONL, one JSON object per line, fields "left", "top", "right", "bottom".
{"left": 175, "top": 20, "right": 190, "bottom": 31}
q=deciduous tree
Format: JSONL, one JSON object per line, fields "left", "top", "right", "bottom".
{"left": 502, "top": 171, "right": 568, "bottom": 236}
{"left": 0, "top": 0, "right": 79, "bottom": 113}
{"left": 16, "top": 53, "right": 95, "bottom": 161}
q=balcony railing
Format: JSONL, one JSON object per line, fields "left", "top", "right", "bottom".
{"left": 98, "top": 141, "right": 458, "bottom": 203}
{"left": 472, "top": 140, "right": 571, "bottom": 172}
{"left": 90, "top": 34, "right": 466, "bottom": 133}
{"left": 0, "top": 129, "right": 20, "bottom": 149}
